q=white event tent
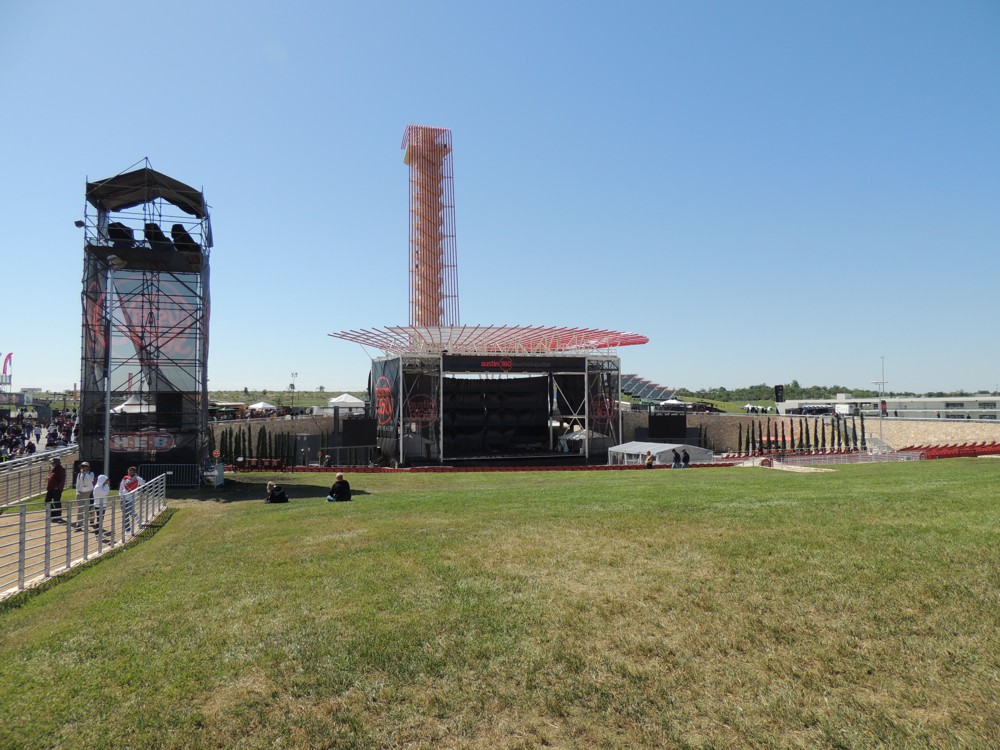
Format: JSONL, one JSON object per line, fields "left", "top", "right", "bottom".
{"left": 607, "top": 441, "right": 713, "bottom": 466}
{"left": 327, "top": 394, "right": 365, "bottom": 413}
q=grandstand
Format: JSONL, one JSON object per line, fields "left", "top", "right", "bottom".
{"left": 620, "top": 374, "right": 675, "bottom": 403}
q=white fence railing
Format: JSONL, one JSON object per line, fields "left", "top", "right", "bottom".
{"left": 0, "top": 446, "right": 79, "bottom": 508}
{"left": 779, "top": 451, "right": 923, "bottom": 467}
{"left": 0, "top": 473, "right": 168, "bottom": 601}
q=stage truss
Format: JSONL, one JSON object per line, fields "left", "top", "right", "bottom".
{"left": 370, "top": 352, "right": 623, "bottom": 466}
{"left": 78, "top": 162, "right": 212, "bottom": 480}
{"left": 330, "top": 325, "right": 648, "bottom": 355}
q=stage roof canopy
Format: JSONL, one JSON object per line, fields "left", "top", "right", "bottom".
{"left": 328, "top": 325, "right": 648, "bottom": 356}
{"left": 86, "top": 166, "right": 207, "bottom": 218}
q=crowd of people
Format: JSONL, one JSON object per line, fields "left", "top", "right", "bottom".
{"left": 1, "top": 413, "right": 77, "bottom": 460}
{"left": 44, "top": 457, "right": 144, "bottom": 535}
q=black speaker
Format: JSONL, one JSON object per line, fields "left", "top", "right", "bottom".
{"left": 648, "top": 414, "right": 686, "bottom": 440}
{"left": 343, "top": 419, "right": 377, "bottom": 446}
{"left": 155, "top": 392, "right": 184, "bottom": 429}
{"left": 774, "top": 384, "right": 785, "bottom": 403}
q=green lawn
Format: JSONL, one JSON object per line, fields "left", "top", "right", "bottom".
{"left": 2, "top": 461, "right": 999, "bottom": 749}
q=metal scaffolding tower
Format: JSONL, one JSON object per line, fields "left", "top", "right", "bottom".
{"left": 78, "top": 162, "right": 212, "bottom": 483}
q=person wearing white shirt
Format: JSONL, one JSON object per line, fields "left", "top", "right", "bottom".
{"left": 92, "top": 474, "right": 111, "bottom": 533}
{"left": 72, "top": 461, "right": 96, "bottom": 530}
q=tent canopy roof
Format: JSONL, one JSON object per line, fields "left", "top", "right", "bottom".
{"left": 328, "top": 393, "right": 365, "bottom": 406}
{"left": 112, "top": 394, "right": 154, "bottom": 413}
{"left": 86, "top": 166, "right": 207, "bottom": 218}
{"left": 248, "top": 401, "right": 276, "bottom": 410}
{"left": 608, "top": 441, "right": 713, "bottom": 463}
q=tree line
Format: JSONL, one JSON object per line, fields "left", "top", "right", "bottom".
{"left": 676, "top": 380, "right": 996, "bottom": 402}
{"left": 735, "top": 413, "right": 868, "bottom": 454}
{"left": 207, "top": 424, "right": 341, "bottom": 466}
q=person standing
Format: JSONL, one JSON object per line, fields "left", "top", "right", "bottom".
{"left": 92, "top": 474, "right": 111, "bottom": 533}
{"left": 72, "top": 461, "right": 96, "bottom": 530}
{"left": 681, "top": 449, "right": 690, "bottom": 468}
{"left": 119, "top": 466, "right": 145, "bottom": 534}
{"left": 644, "top": 450, "right": 654, "bottom": 469}
{"left": 327, "top": 473, "right": 352, "bottom": 502}
{"left": 671, "top": 449, "right": 682, "bottom": 469}
{"left": 45, "top": 457, "right": 67, "bottom": 523}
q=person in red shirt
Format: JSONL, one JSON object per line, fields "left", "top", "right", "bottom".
{"left": 45, "top": 457, "right": 67, "bottom": 522}
{"left": 119, "top": 466, "right": 145, "bottom": 534}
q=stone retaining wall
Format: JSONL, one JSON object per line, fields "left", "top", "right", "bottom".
{"left": 215, "top": 413, "right": 1000, "bottom": 455}
{"left": 625, "top": 412, "right": 1000, "bottom": 452}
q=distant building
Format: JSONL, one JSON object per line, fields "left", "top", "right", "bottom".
{"left": 779, "top": 393, "right": 999, "bottom": 420}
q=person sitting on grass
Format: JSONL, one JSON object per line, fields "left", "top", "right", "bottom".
{"left": 265, "top": 481, "right": 288, "bottom": 503}
{"left": 327, "top": 473, "right": 351, "bottom": 502}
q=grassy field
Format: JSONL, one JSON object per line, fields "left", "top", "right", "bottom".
{"left": 2, "top": 460, "right": 998, "bottom": 749}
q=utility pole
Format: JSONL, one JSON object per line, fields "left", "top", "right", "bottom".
{"left": 871, "top": 356, "right": 887, "bottom": 447}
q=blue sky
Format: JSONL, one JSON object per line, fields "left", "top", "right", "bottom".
{"left": 2, "top": 1, "right": 998, "bottom": 395}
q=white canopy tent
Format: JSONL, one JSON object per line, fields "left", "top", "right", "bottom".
{"left": 248, "top": 401, "right": 277, "bottom": 411}
{"left": 327, "top": 394, "right": 365, "bottom": 412}
{"left": 607, "top": 441, "right": 713, "bottom": 466}
{"left": 112, "top": 394, "right": 154, "bottom": 414}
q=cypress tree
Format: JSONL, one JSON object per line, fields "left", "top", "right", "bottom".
{"left": 820, "top": 420, "right": 827, "bottom": 451}
{"left": 256, "top": 425, "right": 267, "bottom": 459}
{"left": 851, "top": 417, "right": 859, "bottom": 450}
{"left": 860, "top": 412, "right": 867, "bottom": 450}
{"left": 737, "top": 423, "right": 743, "bottom": 453}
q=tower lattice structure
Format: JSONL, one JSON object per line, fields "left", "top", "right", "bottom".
{"left": 402, "top": 125, "right": 460, "bottom": 327}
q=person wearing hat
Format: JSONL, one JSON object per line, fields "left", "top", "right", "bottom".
{"left": 327, "top": 472, "right": 351, "bottom": 502}
{"left": 72, "top": 461, "right": 96, "bottom": 530}
{"left": 45, "top": 457, "right": 67, "bottom": 523}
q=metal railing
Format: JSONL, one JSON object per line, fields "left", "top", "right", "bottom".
{"left": 778, "top": 451, "right": 923, "bottom": 467}
{"left": 0, "top": 446, "right": 79, "bottom": 508}
{"left": 0, "top": 473, "right": 168, "bottom": 600}
{"left": 138, "top": 463, "right": 200, "bottom": 487}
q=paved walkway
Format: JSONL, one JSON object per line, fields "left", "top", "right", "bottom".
{"left": 0, "top": 498, "right": 132, "bottom": 600}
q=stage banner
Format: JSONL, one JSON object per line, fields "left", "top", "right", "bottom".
{"left": 588, "top": 364, "right": 621, "bottom": 439}
{"left": 81, "top": 256, "right": 108, "bottom": 390}
{"left": 114, "top": 272, "right": 202, "bottom": 392}
{"left": 443, "top": 355, "right": 586, "bottom": 374}
{"left": 371, "top": 357, "right": 401, "bottom": 461}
